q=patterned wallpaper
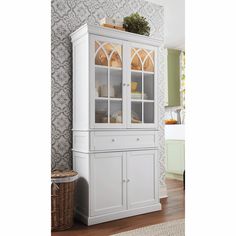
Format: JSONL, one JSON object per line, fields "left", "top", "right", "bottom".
{"left": 51, "top": 0, "right": 165, "bottom": 188}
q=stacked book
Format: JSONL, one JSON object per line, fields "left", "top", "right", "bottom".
{"left": 100, "top": 17, "right": 125, "bottom": 31}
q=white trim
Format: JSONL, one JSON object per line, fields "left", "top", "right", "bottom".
{"left": 71, "top": 24, "right": 164, "bottom": 47}
{"left": 72, "top": 147, "right": 159, "bottom": 154}
{"left": 72, "top": 128, "right": 160, "bottom": 131}
{"left": 75, "top": 203, "right": 162, "bottom": 226}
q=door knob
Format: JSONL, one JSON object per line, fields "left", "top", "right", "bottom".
{"left": 123, "top": 83, "right": 126, "bottom": 86}
{"left": 127, "top": 179, "right": 130, "bottom": 183}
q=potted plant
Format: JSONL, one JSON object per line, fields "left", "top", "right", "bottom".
{"left": 123, "top": 13, "right": 150, "bottom": 36}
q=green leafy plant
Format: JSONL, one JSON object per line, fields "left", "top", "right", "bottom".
{"left": 123, "top": 13, "right": 150, "bottom": 36}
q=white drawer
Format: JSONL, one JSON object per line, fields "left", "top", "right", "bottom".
{"left": 124, "top": 133, "right": 156, "bottom": 149}
{"left": 90, "top": 131, "right": 157, "bottom": 151}
{"left": 91, "top": 132, "right": 124, "bottom": 151}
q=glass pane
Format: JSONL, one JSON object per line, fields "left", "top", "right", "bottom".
{"left": 110, "top": 69, "right": 122, "bottom": 98}
{"left": 95, "top": 48, "right": 108, "bottom": 66}
{"left": 131, "top": 54, "right": 142, "bottom": 70}
{"left": 110, "top": 51, "right": 122, "bottom": 68}
{"left": 144, "top": 51, "right": 154, "bottom": 72}
{"left": 110, "top": 101, "right": 122, "bottom": 123}
{"left": 138, "top": 49, "right": 148, "bottom": 63}
{"left": 103, "top": 43, "right": 113, "bottom": 57}
{"left": 95, "top": 67, "right": 108, "bottom": 98}
{"left": 144, "top": 102, "right": 154, "bottom": 123}
{"left": 131, "top": 102, "right": 142, "bottom": 123}
{"left": 131, "top": 71, "right": 142, "bottom": 100}
{"left": 113, "top": 44, "right": 122, "bottom": 59}
{"left": 95, "top": 100, "right": 108, "bottom": 123}
{"left": 144, "top": 73, "right": 154, "bottom": 100}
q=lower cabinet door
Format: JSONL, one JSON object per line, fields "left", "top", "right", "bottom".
{"left": 91, "top": 152, "right": 126, "bottom": 216}
{"left": 127, "top": 150, "right": 158, "bottom": 209}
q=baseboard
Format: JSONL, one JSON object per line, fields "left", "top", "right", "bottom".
{"left": 160, "top": 184, "right": 168, "bottom": 198}
{"left": 75, "top": 203, "right": 162, "bottom": 226}
{"left": 166, "top": 173, "right": 183, "bottom": 181}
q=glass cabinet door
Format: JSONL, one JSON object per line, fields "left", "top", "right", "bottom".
{"left": 94, "top": 40, "right": 124, "bottom": 126}
{"left": 130, "top": 47, "right": 156, "bottom": 126}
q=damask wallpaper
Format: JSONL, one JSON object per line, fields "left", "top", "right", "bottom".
{"left": 51, "top": 0, "right": 166, "bottom": 189}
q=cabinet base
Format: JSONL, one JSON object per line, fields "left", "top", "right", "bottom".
{"left": 75, "top": 203, "right": 162, "bottom": 226}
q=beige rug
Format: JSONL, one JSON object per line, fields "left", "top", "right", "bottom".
{"left": 111, "top": 219, "right": 185, "bottom": 236}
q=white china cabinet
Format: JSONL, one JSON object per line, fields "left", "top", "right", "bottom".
{"left": 71, "top": 24, "right": 163, "bottom": 225}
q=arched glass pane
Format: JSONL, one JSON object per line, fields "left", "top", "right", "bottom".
{"left": 110, "top": 51, "right": 122, "bottom": 68}
{"left": 113, "top": 44, "right": 122, "bottom": 58}
{"left": 131, "top": 54, "right": 142, "bottom": 70}
{"left": 103, "top": 43, "right": 113, "bottom": 56}
{"left": 95, "top": 48, "right": 108, "bottom": 66}
{"left": 138, "top": 49, "right": 148, "bottom": 63}
{"left": 144, "top": 55, "right": 154, "bottom": 72}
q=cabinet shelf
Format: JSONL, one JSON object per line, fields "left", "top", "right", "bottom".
{"left": 95, "top": 65, "right": 122, "bottom": 71}
{"left": 95, "top": 97, "right": 122, "bottom": 101}
{"left": 131, "top": 99, "right": 154, "bottom": 103}
{"left": 131, "top": 69, "right": 154, "bottom": 75}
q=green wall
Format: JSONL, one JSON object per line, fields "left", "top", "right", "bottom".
{"left": 167, "top": 49, "right": 181, "bottom": 107}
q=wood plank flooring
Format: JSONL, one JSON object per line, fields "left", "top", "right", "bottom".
{"left": 52, "top": 179, "right": 185, "bottom": 236}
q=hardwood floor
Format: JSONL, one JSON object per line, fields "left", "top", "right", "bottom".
{"left": 52, "top": 179, "right": 185, "bottom": 236}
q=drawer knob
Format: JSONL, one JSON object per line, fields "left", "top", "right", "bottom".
{"left": 137, "top": 138, "right": 140, "bottom": 141}
{"left": 112, "top": 138, "right": 115, "bottom": 142}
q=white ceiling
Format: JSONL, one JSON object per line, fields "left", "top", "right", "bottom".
{"left": 146, "top": 0, "right": 185, "bottom": 50}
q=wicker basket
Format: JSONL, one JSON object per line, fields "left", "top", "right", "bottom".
{"left": 51, "top": 170, "right": 78, "bottom": 231}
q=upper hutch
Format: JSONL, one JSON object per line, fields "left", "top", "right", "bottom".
{"left": 71, "top": 24, "right": 164, "bottom": 225}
